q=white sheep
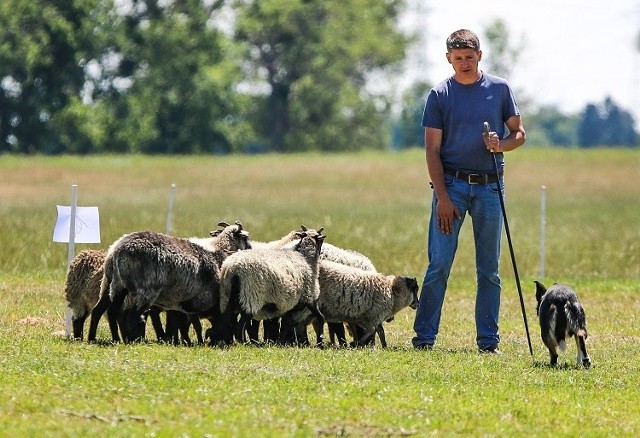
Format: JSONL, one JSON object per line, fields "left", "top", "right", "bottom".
{"left": 312, "top": 260, "right": 419, "bottom": 347}
{"left": 87, "top": 221, "right": 251, "bottom": 343}
{"left": 240, "top": 225, "right": 321, "bottom": 343}
{"left": 217, "top": 230, "right": 325, "bottom": 345}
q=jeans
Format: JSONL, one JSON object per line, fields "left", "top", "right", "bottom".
{"left": 413, "top": 174, "right": 503, "bottom": 350}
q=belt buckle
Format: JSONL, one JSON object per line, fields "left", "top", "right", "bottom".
{"left": 467, "top": 173, "right": 484, "bottom": 184}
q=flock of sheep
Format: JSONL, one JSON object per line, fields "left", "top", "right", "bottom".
{"left": 65, "top": 221, "right": 419, "bottom": 348}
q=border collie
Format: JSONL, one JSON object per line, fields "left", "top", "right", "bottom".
{"left": 534, "top": 281, "right": 591, "bottom": 368}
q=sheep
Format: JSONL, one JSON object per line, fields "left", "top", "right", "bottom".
{"left": 217, "top": 229, "right": 326, "bottom": 345}
{"left": 310, "top": 260, "right": 419, "bottom": 347}
{"left": 64, "top": 249, "right": 108, "bottom": 340}
{"left": 64, "top": 249, "right": 181, "bottom": 342}
{"left": 239, "top": 225, "right": 321, "bottom": 344}
{"left": 274, "top": 235, "right": 382, "bottom": 347}
{"left": 87, "top": 221, "right": 251, "bottom": 343}
{"left": 316, "top": 241, "right": 378, "bottom": 346}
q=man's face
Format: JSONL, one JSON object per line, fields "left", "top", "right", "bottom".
{"left": 446, "top": 48, "right": 482, "bottom": 77}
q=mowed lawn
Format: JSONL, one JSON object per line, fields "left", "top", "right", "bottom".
{"left": 0, "top": 148, "right": 639, "bottom": 437}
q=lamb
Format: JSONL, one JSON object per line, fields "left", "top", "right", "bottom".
{"left": 217, "top": 229, "right": 326, "bottom": 345}
{"left": 312, "top": 260, "right": 419, "bottom": 347}
{"left": 87, "top": 221, "right": 251, "bottom": 343}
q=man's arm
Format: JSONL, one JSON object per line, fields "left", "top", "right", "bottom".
{"left": 484, "top": 115, "right": 526, "bottom": 152}
{"left": 425, "top": 126, "right": 460, "bottom": 235}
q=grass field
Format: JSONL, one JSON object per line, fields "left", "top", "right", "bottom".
{"left": 1, "top": 148, "right": 639, "bottom": 436}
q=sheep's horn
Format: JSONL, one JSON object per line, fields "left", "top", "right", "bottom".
{"left": 300, "top": 225, "right": 308, "bottom": 231}
{"left": 317, "top": 227, "right": 324, "bottom": 234}
{"left": 218, "top": 221, "right": 231, "bottom": 228}
{"left": 235, "top": 220, "right": 243, "bottom": 229}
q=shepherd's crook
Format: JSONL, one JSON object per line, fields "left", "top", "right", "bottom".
{"left": 484, "top": 121, "right": 534, "bottom": 357}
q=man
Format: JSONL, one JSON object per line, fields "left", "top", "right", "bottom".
{"left": 412, "top": 29, "right": 526, "bottom": 353}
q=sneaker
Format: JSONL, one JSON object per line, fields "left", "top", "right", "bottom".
{"left": 479, "top": 345, "right": 501, "bottom": 355}
{"left": 414, "top": 343, "right": 434, "bottom": 351}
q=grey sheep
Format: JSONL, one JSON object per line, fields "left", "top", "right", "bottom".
{"left": 218, "top": 230, "right": 326, "bottom": 345}
{"left": 316, "top": 240, "right": 377, "bottom": 346}
{"left": 87, "top": 221, "right": 251, "bottom": 343}
{"left": 313, "top": 260, "right": 419, "bottom": 347}
{"left": 64, "top": 249, "right": 177, "bottom": 341}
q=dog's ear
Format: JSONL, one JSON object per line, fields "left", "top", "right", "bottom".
{"left": 534, "top": 280, "right": 547, "bottom": 303}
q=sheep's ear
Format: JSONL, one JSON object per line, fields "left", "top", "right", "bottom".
{"left": 300, "top": 224, "right": 308, "bottom": 231}
{"left": 218, "top": 221, "right": 230, "bottom": 228}
{"left": 210, "top": 230, "right": 222, "bottom": 237}
{"left": 317, "top": 227, "right": 324, "bottom": 234}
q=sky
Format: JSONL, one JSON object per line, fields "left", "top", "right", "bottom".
{"left": 400, "top": 0, "right": 640, "bottom": 123}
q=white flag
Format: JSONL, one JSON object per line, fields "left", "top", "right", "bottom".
{"left": 53, "top": 205, "right": 101, "bottom": 243}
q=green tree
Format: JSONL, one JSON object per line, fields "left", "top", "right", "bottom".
{"left": 97, "top": 0, "right": 248, "bottom": 154}
{"left": 392, "top": 81, "right": 430, "bottom": 149}
{"left": 577, "top": 97, "right": 638, "bottom": 147}
{"left": 482, "top": 18, "right": 524, "bottom": 79}
{"left": 0, "top": 0, "right": 107, "bottom": 153}
{"left": 525, "top": 106, "right": 578, "bottom": 147}
{"left": 233, "top": 0, "right": 408, "bottom": 152}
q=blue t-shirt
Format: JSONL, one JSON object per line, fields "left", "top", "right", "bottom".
{"left": 422, "top": 72, "right": 520, "bottom": 173}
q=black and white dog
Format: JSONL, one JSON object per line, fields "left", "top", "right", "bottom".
{"left": 534, "top": 281, "right": 591, "bottom": 368}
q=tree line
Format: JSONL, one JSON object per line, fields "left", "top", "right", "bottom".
{"left": 1, "top": 1, "right": 637, "bottom": 155}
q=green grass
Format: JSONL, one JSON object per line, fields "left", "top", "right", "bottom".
{"left": 1, "top": 149, "right": 639, "bottom": 436}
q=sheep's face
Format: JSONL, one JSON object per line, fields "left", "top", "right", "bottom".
{"left": 210, "top": 221, "right": 251, "bottom": 251}
{"left": 293, "top": 232, "right": 325, "bottom": 258}
{"left": 404, "top": 277, "right": 419, "bottom": 309}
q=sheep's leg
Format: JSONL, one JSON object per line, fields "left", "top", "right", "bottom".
{"left": 246, "top": 319, "right": 260, "bottom": 344}
{"left": 307, "top": 302, "right": 325, "bottom": 347}
{"left": 214, "top": 310, "right": 236, "bottom": 346}
{"left": 125, "top": 308, "right": 147, "bottom": 343}
{"left": 353, "top": 327, "right": 376, "bottom": 347}
{"left": 88, "top": 292, "right": 115, "bottom": 342}
{"left": 106, "top": 290, "right": 128, "bottom": 343}
{"left": 263, "top": 318, "right": 280, "bottom": 344}
{"left": 190, "top": 315, "right": 204, "bottom": 345}
{"left": 176, "top": 312, "right": 193, "bottom": 346}
{"left": 235, "top": 314, "right": 252, "bottom": 344}
{"left": 375, "top": 324, "right": 387, "bottom": 348}
{"left": 312, "top": 319, "right": 325, "bottom": 346}
{"left": 148, "top": 307, "right": 165, "bottom": 341}
{"left": 327, "top": 322, "right": 347, "bottom": 347}
{"left": 277, "top": 313, "right": 296, "bottom": 346}
{"left": 163, "top": 310, "right": 177, "bottom": 344}
{"left": 72, "top": 314, "right": 87, "bottom": 340}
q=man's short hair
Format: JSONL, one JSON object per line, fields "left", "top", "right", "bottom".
{"left": 446, "top": 29, "right": 480, "bottom": 52}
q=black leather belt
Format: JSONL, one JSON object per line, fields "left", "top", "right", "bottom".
{"left": 444, "top": 168, "right": 502, "bottom": 185}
